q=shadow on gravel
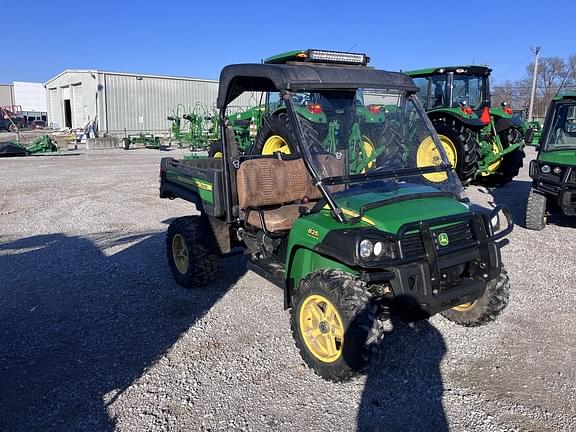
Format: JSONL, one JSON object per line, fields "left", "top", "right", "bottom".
{"left": 357, "top": 319, "right": 448, "bottom": 432}
{"left": 475, "top": 180, "right": 532, "bottom": 226}
{"left": 0, "top": 231, "right": 245, "bottom": 431}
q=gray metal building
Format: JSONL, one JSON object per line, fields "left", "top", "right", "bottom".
{"left": 44, "top": 70, "right": 258, "bottom": 135}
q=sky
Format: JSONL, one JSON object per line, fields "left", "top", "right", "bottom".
{"left": 2, "top": 0, "right": 574, "bottom": 86}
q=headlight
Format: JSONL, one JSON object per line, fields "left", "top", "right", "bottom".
{"left": 358, "top": 238, "right": 397, "bottom": 261}
{"left": 553, "top": 166, "right": 562, "bottom": 175}
{"left": 359, "top": 239, "right": 374, "bottom": 258}
{"left": 541, "top": 164, "right": 551, "bottom": 174}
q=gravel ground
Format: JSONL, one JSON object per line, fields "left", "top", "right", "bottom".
{"left": 0, "top": 146, "right": 575, "bottom": 432}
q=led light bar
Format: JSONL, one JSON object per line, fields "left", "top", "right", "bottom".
{"left": 307, "top": 49, "right": 369, "bottom": 66}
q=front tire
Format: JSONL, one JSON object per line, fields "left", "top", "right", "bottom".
{"left": 441, "top": 267, "right": 509, "bottom": 327}
{"left": 290, "top": 269, "right": 381, "bottom": 382}
{"left": 208, "top": 140, "right": 223, "bottom": 158}
{"left": 166, "top": 216, "right": 219, "bottom": 288}
{"left": 431, "top": 118, "right": 478, "bottom": 185}
{"left": 525, "top": 189, "right": 547, "bottom": 230}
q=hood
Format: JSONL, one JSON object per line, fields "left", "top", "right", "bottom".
{"left": 539, "top": 150, "right": 576, "bottom": 165}
{"left": 334, "top": 185, "right": 469, "bottom": 234}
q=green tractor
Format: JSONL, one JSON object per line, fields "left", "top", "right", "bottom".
{"left": 406, "top": 66, "right": 529, "bottom": 186}
{"left": 525, "top": 92, "right": 576, "bottom": 230}
{"left": 160, "top": 49, "right": 513, "bottom": 382}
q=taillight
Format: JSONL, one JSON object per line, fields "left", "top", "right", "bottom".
{"left": 307, "top": 103, "right": 322, "bottom": 114}
{"left": 368, "top": 105, "right": 382, "bottom": 113}
{"left": 501, "top": 101, "right": 513, "bottom": 115}
{"left": 461, "top": 106, "right": 473, "bottom": 115}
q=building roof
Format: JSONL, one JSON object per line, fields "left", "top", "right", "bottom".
{"left": 44, "top": 69, "right": 218, "bottom": 87}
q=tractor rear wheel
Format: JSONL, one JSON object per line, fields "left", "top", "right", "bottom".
{"left": 253, "top": 112, "right": 296, "bottom": 155}
{"left": 430, "top": 118, "right": 478, "bottom": 185}
{"left": 441, "top": 267, "right": 509, "bottom": 327}
{"left": 525, "top": 189, "right": 547, "bottom": 230}
{"left": 290, "top": 269, "right": 382, "bottom": 382}
{"left": 166, "top": 216, "right": 219, "bottom": 288}
{"left": 253, "top": 112, "right": 324, "bottom": 156}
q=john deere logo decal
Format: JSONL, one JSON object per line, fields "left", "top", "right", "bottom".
{"left": 438, "top": 232, "right": 449, "bottom": 247}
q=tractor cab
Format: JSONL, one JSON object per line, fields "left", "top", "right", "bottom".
{"left": 408, "top": 66, "right": 491, "bottom": 114}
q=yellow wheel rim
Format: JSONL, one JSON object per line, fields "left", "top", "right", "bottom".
{"left": 452, "top": 301, "right": 476, "bottom": 312}
{"left": 417, "top": 135, "right": 456, "bottom": 182}
{"left": 213, "top": 151, "right": 223, "bottom": 158}
{"left": 360, "top": 136, "right": 376, "bottom": 173}
{"left": 172, "top": 234, "right": 189, "bottom": 274}
{"left": 262, "top": 135, "right": 291, "bottom": 155}
{"left": 480, "top": 141, "right": 503, "bottom": 176}
{"left": 299, "top": 294, "right": 344, "bottom": 363}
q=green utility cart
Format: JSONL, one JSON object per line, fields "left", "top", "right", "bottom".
{"left": 526, "top": 92, "right": 576, "bottom": 229}
{"left": 160, "top": 49, "right": 513, "bottom": 381}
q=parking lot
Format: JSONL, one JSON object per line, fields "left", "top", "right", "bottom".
{"left": 0, "top": 145, "right": 575, "bottom": 431}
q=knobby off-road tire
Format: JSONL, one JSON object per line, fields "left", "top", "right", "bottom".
{"left": 252, "top": 112, "right": 323, "bottom": 156}
{"left": 166, "top": 216, "right": 219, "bottom": 288}
{"left": 482, "top": 127, "right": 525, "bottom": 187}
{"left": 441, "top": 267, "right": 510, "bottom": 327}
{"left": 431, "top": 118, "right": 478, "bottom": 185}
{"left": 290, "top": 269, "right": 383, "bottom": 382}
{"left": 525, "top": 189, "right": 547, "bottom": 230}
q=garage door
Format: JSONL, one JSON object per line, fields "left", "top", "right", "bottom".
{"left": 49, "top": 88, "right": 60, "bottom": 129}
{"left": 72, "top": 84, "right": 84, "bottom": 129}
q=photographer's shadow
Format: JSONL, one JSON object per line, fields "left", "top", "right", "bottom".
{"left": 357, "top": 318, "right": 448, "bottom": 432}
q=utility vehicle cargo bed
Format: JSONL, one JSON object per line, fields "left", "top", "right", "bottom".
{"left": 160, "top": 157, "right": 225, "bottom": 217}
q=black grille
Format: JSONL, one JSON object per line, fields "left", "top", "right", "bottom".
{"left": 569, "top": 169, "right": 576, "bottom": 184}
{"left": 400, "top": 222, "right": 475, "bottom": 258}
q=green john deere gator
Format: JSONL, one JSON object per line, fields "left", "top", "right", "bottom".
{"left": 406, "top": 66, "right": 530, "bottom": 186}
{"left": 160, "top": 49, "right": 513, "bottom": 381}
{"left": 525, "top": 92, "right": 576, "bottom": 230}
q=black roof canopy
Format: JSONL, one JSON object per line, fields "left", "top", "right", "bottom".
{"left": 217, "top": 63, "right": 418, "bottom": 108}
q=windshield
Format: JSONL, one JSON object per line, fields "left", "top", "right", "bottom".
{"left": 544, "top": 102, "right": 576, "bottom": 150}
{"left": 452, "top": 74, "right": 484, "bottom": 109}
{"left": 287, "top": 89, "right": 464, "bottom": 198}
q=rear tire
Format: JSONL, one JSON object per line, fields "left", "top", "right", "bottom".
{"left": 431, "top": 118, "right": 478, "bottom": 185}
{"left": 166, "top": 216, "right": 219, "bottom": 288}
{"left": 441, "top": 267, "right": 509, "bottom": 327}
{"left": 525, "top": 189, "right": 547, "bottom": 230}
{"left": 290, "top": 269, "right": 382, "bottom": 382}
{"left": 253, "top": 112, "right": 323, "bottom": 156}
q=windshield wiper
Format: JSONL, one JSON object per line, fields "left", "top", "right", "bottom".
{"left": 321, "top": 164, "right": 452, "bottom": 186}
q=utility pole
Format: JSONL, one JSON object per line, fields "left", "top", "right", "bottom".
{"left": 528, "top": 46, "right": 541, "bottom": 122}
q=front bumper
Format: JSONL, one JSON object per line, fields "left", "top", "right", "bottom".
{"left": 530, "top": 161, "right": 576, "bottom": 215}
{"left": 366, "top": 210, "right": 510, "bottom": 317}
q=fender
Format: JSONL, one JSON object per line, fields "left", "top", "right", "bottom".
{"left": 284, "top": 246, "right": 357, "bottom": 309}
{"left": 427, "top": 109, "right": 485, "bottom": 129}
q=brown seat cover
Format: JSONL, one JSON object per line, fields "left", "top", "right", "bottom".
{"left": 237, "top": 158, "right": 321, "bottom": 231}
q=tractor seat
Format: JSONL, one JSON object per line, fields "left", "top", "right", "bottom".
{"left": 236, "top": 158, "right": 322, "bottom": 232}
